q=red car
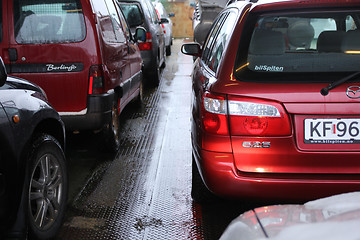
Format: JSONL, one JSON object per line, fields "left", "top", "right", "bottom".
{"left": 182, "top": 0, "right": 360, "bottom": 203}
{"left": 0, "top": 0, "right": 145, "bottom": 152}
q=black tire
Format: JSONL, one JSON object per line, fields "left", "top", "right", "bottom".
{"left": 135, "top": 78, "right": 144, "bottom": 108}
{"left": 191, "top": 156, "right": 218, "bottom": 203}
{"left": 151, "top": 57, "right": 160, "bottom": 87}
{"left": 101, "top": 100, "right": 121, "bottom": 153}
{"left": 161, "top": 48, "right": 166, "bottom": 68}
{"left": 27, "top": 134, "right": 67, "bottom": 240}
{"left": 166, "top": 45, "right": 171, "bottom": 56}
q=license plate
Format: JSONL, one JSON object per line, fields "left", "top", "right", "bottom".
{"left": 304, "top": 118, "right": 360, "bottom": 144}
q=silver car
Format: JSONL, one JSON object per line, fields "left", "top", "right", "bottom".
{"left": 220, "top": 192, "right": 360, "bottom": 240}
{"left": 152, "top": 0, "right": 174, "bottom": 56}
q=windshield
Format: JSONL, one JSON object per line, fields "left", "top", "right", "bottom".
{"left": 235, "top": 10, "right": 360, "bottom": 82}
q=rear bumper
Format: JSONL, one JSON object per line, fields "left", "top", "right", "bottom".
{"left": 61, "top": 92, "right": 114, "bottom": 131}
{"left": 194, "top": 147, "right": 360, "bottom": 202}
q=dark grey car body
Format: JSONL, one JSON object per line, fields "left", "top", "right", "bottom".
{"left": 118, "top": 0, "right": 166, "bottom": 85}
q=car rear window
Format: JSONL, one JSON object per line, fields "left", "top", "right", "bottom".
{"left": 119, "top": 4, "right": 143, "bottom": 28}
{"left": 235, "top": 10, "right": 360, "bottom": 82}
{"left": 14, "top": 0, "right": 86, "bottom": 44}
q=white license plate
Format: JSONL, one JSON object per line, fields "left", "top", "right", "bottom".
{"left": 304, "top": 118, "right": 360, "bottom": 144}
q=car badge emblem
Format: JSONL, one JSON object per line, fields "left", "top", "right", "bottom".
{"left": 346, "top": 86, "right": 360, "bottom": 99}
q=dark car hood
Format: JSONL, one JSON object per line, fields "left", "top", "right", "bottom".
{"left": 1, "top": 75, "right": 43, "bottom": 93}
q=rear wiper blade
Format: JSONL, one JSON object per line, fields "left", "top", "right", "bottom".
{"left": 321, "top": 71, "right": 360, "bottom": 96}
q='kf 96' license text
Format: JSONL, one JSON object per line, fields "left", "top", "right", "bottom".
{"left": 304, "top": 118, "right": 360, "bottom": 144}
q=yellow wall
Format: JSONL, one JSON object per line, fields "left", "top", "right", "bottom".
{"left": 163, "top": 1, "right": 194, "bottom": 38}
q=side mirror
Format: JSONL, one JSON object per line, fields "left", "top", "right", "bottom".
{"left": 168, "top": 13, "right": 175, "bottom": 18}
{"left": 134, "top": 27, "right": 147, "bottom": 42}
{"left": 0, "top": 57, "right": 7, "bottom": 87}
{"left": 160, "top": 18, "right": 169, "bottom": 24}
{"left": 181, "top": 43, "right": 202, "bottom": 58}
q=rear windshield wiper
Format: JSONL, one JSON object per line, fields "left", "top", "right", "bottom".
{"left": 321, "top": 71, "right": 360, "bottom": 96}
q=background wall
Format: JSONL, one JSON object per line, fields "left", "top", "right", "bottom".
{"left": 160, "top": 0, "right": 195, "bottom": 38}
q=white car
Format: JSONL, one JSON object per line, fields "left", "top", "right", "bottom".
{"left": 152, "top": 0, "right": 174, "bottom": 55}
{"left": 220, "top": 192, "right": 360, "bottom": 240}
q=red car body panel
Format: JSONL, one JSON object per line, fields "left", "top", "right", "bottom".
{"left": 196, "top": 148, "right": 360, "bottom": 201}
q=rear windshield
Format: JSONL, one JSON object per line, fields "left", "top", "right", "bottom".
{"left": 14, "top": 0, "right": 86, "bottom": 44}
{"left": 119, "top": 4, "right": 143, "bottom": 28}
{"left": 235, "top": 10, "right": 360, "bottom": 82}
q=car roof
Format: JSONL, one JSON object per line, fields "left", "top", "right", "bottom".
{"left": 228, "top": 0, "right": 360, "bottom": 11}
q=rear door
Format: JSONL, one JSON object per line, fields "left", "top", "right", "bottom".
{"left": 115, "top": 2, "right": 142, "bottom": 99}
{"left": 4, "top": 0, "right": 91, "bottom": 114}
{"left": 100, "top": 0, "right": 131, "bottom": 103}
{"left": 1, "top": 0, "right": 10, "bottom": 65}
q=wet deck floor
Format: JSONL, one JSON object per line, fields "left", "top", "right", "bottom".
{"left": 56, "top": 39, "right": 257, "bottom": 240}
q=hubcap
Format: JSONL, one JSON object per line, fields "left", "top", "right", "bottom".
{"left": 29, "top": 153, "right": 63, "bottom": 230}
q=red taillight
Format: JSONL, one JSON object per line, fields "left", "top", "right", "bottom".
{"left": 228, "top": 96, "right": 291, "bottom": 136}
{"left": 243, "top": 117, "right": 268, "bottom": 135}
{"left": 233, "top": 115, "right": 290, "bottom": 136}
{"left": 88, "top": 65, "right": 105, "bottom": 95}
{"left": 201, "top": 93, "right": 291, "bottom": 136}
{"left": 201, "top": 93, "right": 229, "bottom": 135}
{"left": 138, "top": 32, "right": 153, "bottom": 51}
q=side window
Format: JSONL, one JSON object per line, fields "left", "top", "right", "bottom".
{"left": 104, "top": 0, "right": 126, "bottom": 42}
{"left": 346, "top": 15, "right": 357, "bottom": 31}
{"left": 13, "top": 0, "right": 86, "bottom": 44}
{"left": 207, "top": 12, "right": 237, "bottom": 73}
{"left": 201, "top": 14, "right": 226, "bottom": 65}
{"left": 119, "top": 4, "right": 143, "bottom": 28}
{"left": 116, "top": 4, "right": 132, "bottom": 41}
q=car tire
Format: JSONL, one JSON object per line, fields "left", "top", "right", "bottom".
{"left": 161, "top": 49, "right": 166, "bottom": 68}
{"left": 166, "top": 45, "right": 171, "bottom": 56}
{"left": 191, "top": 156, "right": 218, "bottom": 203}
{"left": 101, "top": 99, "right": 121, "bottom": 153}
{"left": 27, "top": 134, "right": 68, "bottom": 240}
{"left": 135, "top": 77, "right": 144, "bottom": 108}
{"left": 151, "top": 57, "right": 161, "bottom": 87}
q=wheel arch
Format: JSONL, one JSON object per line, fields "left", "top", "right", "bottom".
{"left": 32, "top": 118, "right": 66, "bottom": 151}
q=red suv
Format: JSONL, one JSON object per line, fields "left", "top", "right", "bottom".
{"left": 182, "top": 0, "right": 360, "bottom": 203}
{"left": 0, "top": 0, "right": 145, "bottom": 151}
